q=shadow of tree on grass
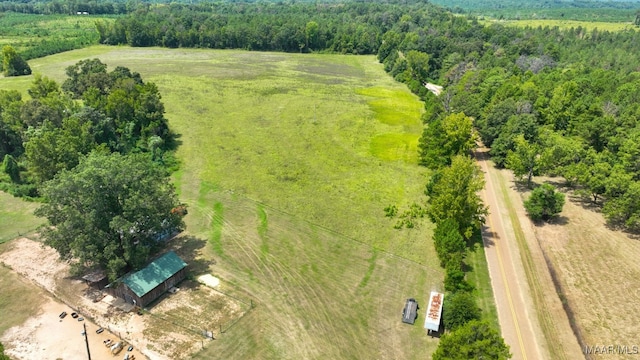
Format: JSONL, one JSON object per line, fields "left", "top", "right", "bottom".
{"left": 169, "top": 234, "right": 215, "bottom": 276}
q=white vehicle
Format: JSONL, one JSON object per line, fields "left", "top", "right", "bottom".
{"left": 111, "top": 342, "right": 124, "bottom": 355}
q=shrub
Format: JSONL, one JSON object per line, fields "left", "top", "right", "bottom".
{"left": 524, "top": 183, "right": 565, "bottom": 221}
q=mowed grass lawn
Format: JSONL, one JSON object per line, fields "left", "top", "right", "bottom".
{"left": 0, "top": 263, "right": 47, "bottom": 334}
{"left": 0, "top": 46, "right": 495, "bottom": 359}
{"left": 0, "top": 191, "right": 42, "bottom": 244}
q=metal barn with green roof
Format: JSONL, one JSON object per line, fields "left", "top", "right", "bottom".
{"left": 107, "top": 251, "right": 187, "bottom": 307}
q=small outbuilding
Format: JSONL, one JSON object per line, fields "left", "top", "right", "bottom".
{"left": 402, "top": 298, "right": 419, "bottom": 324}
{"left": 106, "top": 251, "right": 187, "bottom": 307}
{"left": 82, "top": 270, "right": 108, "bottom": 289}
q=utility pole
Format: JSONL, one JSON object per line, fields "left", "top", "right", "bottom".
{"left": 82, "top": 322, "right": 92, "bottom": 360}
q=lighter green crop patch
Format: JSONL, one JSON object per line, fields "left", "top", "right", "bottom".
{"left": 356, "top": 86, "right": 423, "bottom": 127}
{"left": 370, "top": 133, "right": 420, "bottom": 163}
{"left": 210, "top": 202, "right": 224, "bottom": 255}
{"left": 356, "top": 86, "right": 423, "bottom": 163}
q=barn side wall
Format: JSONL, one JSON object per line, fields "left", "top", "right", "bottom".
{"left": 106, "top": 283, "right": 143, "bottom": 306}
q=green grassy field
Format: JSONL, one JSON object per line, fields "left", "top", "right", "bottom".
{"left": 0, "top": 191, "right": 42, "bottom": 244}
{"left": 0, "top": 263, "right": 47, "bottom": 334}
{"left": 0, "top": 46, "right": 497, "bottom": 359}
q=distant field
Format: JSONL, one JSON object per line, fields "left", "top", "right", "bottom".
{"left": 0, "top": 12, "right": 114, "bottom": 60}
{"left": 482, "top": 18, "right": 636, "bottom": 31}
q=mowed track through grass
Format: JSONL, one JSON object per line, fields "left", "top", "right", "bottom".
{"left": 3, "top": 46, "right": 449, "bottom": 359}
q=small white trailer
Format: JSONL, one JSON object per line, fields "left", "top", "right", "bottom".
{"left": 424, "top": 291, "right": 443, "bottom": 335}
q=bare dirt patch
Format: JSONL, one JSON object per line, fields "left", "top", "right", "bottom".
{"left": 0, "top": 238, "right": 67, "bottom": 291}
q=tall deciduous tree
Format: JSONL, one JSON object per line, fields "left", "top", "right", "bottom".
{"left": 444, "top": 252, "right": 473, "bottom": 293}
{"left": 433, "top": 218, "right": 466, "bottom": 268}
{"left": 406, "top": 50, "right": 430, "bottom": 85}
{"left": 603, "top": 180, "right": 640, "bottom": 231}
{"left": 443, "top": 291, "right": 482, "bottom": 331}
{"left": 62, "top": 58, "right": 110, "bottom": 98}
{"left": 2, "top": 45, "right": 31, "bottom": 77}
{"left": 489, "top": 113, "right": 538, "bottom": 168}
{"left": 506, "top": 134, "right": 541, "bottom": 188}
{"left": 426, "top": 155, "right": 487, "bottom": 239}
{"left": 433, "top": 320, "right": 511, "bottom": 360}
{"left": 24, "top": 116, "right": 95, "bottom": 183}
{"left": 2, "top": 154, "right": 20, "bottom": 183}
{"left": 35, "top": 152, "right": 185, "bottom": 280}
{"left": 419, "top": 112, "right": 476, "bottom": 169}
{"left": 28, "top": 74, "right": 60, "bottom": 100}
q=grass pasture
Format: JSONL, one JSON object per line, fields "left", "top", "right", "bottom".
{"left": 189, "top": 192, "right": 441, "bottom": 359}
{"left": 0, "top": 191, "right": 42, "bottom": 244}
{"left": 0, "top": 46, "right": 498, "bottom": 359}
{"left": 0, "top": 263, "right": 47, "bottom": 334}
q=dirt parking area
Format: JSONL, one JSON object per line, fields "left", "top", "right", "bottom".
{"left": 1, "top": 299, "right": 145, "bottom": 360}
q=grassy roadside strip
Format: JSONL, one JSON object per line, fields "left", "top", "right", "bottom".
{"left": 467, "top": 241, "right": 499, "bottom": 330}
{"left": 493, "top": 169, "right": 567, "bottom": 360}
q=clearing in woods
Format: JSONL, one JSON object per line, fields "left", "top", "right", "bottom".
{"left": 0, "top": 46, "right": 503, "bottom": 359}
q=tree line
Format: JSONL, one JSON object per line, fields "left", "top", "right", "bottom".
{"left": 95, "top": 1, "right": 392, "bottom": 54}
{"left": 0, "top": 0, "right": 129, "bottom": 15}
{"left": 387, "top": 110, "right": 510, "bottom": 356}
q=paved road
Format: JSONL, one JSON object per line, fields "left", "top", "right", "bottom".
{"left": 476, "top": 148, "right": 545, "bottom": 360}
